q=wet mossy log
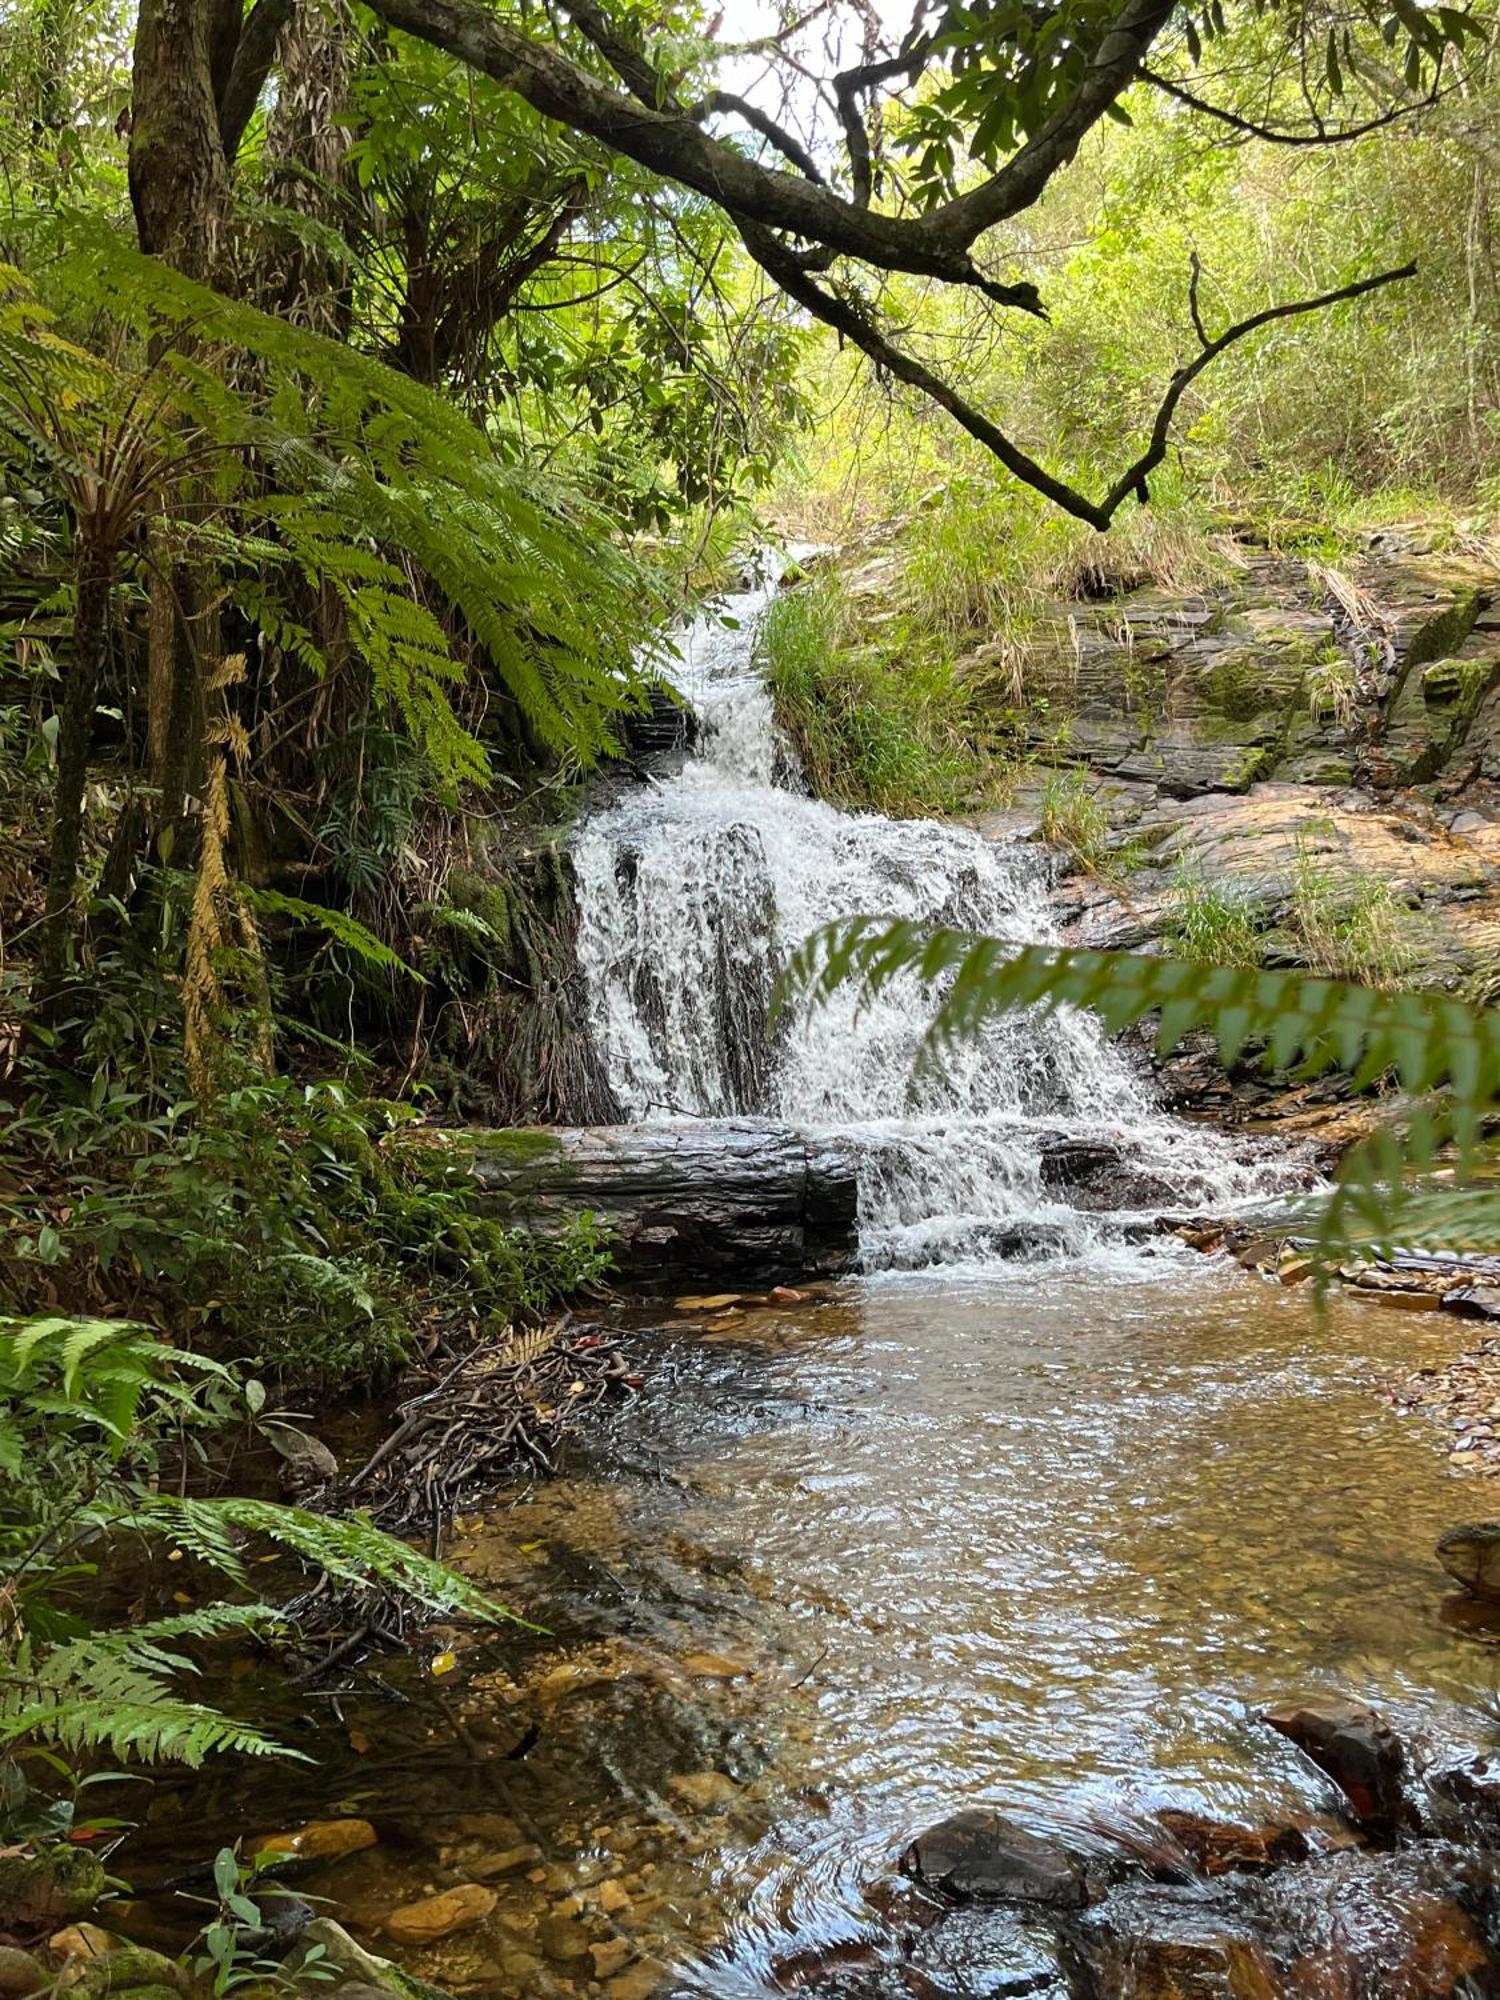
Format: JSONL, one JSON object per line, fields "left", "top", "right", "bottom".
{"left": 468, "top": 1119, "right": 859, "bottom": 1282}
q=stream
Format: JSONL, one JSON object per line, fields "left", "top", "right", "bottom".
{"left": 130, "top": 567, "right": 1500, "bottom": 1995}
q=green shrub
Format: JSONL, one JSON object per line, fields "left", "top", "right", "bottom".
{"left": 1161, "top": 856, "right": 1264, "bottom": 967}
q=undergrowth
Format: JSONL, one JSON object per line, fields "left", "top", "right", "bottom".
{"left": 760, "top": 578, "right": 990, "bottom": 815}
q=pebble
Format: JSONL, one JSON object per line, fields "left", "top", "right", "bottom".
{"left": 48, "top": 1929, "right": 114, "bottom": 1963}
{"left": 252, "top": 1818, "right": 378, "bottom": 1866}
{"left": 668, "top": 1772, "right": 741, "bottom": 1810}
{"left": 590, "top": 1939, "right": 635, "bottom": 1979}
{"left": 597, "top": 1879, "right": 631, "bottom": 1915}
{"left": 384, "top": 1884, "right": 496, "bottom": 1944}
{"left": 469, "top": 1844, "right": 543, "bottom": 1881}
{"left": 0, "top": 1950, "right": 44, "bottom": 1997}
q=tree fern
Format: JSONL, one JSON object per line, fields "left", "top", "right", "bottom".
{"left": 784, "top": 919, "right": 1500, "bottom": 1266}
{"left": 9, "top": 220, "right": 667, "bottom": 777}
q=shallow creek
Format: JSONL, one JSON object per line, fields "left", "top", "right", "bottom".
{"left": 133, "top": 1263, "right": 1500, "bottom": 1996}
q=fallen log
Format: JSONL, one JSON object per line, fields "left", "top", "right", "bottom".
{"left": 465, "top": 1118, "right": 859, "bottom": 1283}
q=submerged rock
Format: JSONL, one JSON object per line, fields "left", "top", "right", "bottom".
{"left": 901, "top": 1811, "right": 1089, "bottom": 1909}
{"left": 250, "top": 1818, "right": 378, "bottom": 1868}
{"left": 1152, "top": 1810, "right": 1311, "bottom": 1878}
{"left": 1260, "top": 1697, "right": 1408, "bottom": 1833}
{"left": 908, "top": 1908, "right": 1072, "bottom": 1996}
{"left": 1437, "top": 1522, "right": 1500, "bottom": 1597}
{"left": 383, "top": 1885, "right": 496, "bottom": 1946}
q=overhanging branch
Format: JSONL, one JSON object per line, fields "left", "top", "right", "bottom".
{"left": 740, "top": 220, "right": 1415, "bottom": 531}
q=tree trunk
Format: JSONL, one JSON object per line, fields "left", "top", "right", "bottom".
{"left": 38, "top": 548, "right": 112, "bottom": 1012}
{"left": 461, "top": 1120, "right": 861, "bottom": 1284}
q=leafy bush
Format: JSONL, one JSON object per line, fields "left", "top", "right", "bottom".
{"left": 2, "top": 1039, "right": 613, "bottom": 1388}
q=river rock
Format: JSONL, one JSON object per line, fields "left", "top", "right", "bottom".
{"left": 49, "top": 1928, "right": 116, "bottom": 1962}
{"left": 467, "top": 1844, "right": 542, "bottom": 1881}
{"left": 58, "top": 1947, "right": 188, "bottom": 1996}
{"left": 1153, "top": 1810, "right": 1310, "bottom": 1877}
{"left": 1261, "top": 1697, "right": 1408, "bottom": 1832}
{"left": 383, "top": 1884, "right": 496, "bottom": 1945}
{"left": 282, "top": 1920, "right": 404, "bottom": 1992}
{"left": 0, "top": 1849, "right": 107, "bottom": 1928}
{"left": 251, "top": 1818, "right": 378, "bottom": 1868}
{"left": 0, "top": 1951, "right": 45, "bottom": 1997}
{"left": 668, "top": 1771, "right": 741, "bottom": 1810}
{"left": 1437, "top": 1521, "right": 1500, "bottom": 1597}
{"left": 901, "top": 1810, "right": 1089, "bottom": 1909}
{"left": 908, "top": 1909, "right": 1071, "bottom": 1996}
{"left": 1427, "top": 1752, "right": 1500, "bottom": 1841}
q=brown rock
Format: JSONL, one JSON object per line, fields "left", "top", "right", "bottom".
{"left": 1261, "top": 1697, "right": 1407, "bottom": 1832}
{"left": 0, "top": 1950, "right": 45, "bottom": 1997}
{"left": 1153, "top": 1810, "right": 1310, "bottom": 1877}
{"left": 383, "top": 1884, "right": 496, "bottom": 1945}
{"left": 49, "top": 1928, "right": 116, "bottom": 1963}
{"left": 668, "top": 1772, "right": 741, "bottom": 1811}
{"left": 467, "top": 1844, "right": 542, "bottom": 1881}
{"left": 590, "top": 1939, "right": 636, "bottom": 1979}
{"left": 1437, "top": 1521, "right": 1500, "bottom": 1597}
{"left": 251, "top": 1819, "right": 378, "bottom": 1867}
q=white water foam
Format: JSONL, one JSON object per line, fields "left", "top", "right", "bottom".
{"left": 573, "top": 563, "right": 1299, "bottom": 1269}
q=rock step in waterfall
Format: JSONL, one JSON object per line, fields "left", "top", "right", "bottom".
{"left": 539, "top": 559, "right": 1303, "bottom": 1278}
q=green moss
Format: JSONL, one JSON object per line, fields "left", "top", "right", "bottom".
{"left": 462, "top": 1129, "right": 567, "bottom": 1169}
{"left": 1197, "top": 645, "right": 1314, "bottom": 723}
{"left": 1406, "top": 589, "right": 1482, "bottom": 674}
{"left": 1421, "top": 656, "right": 1496, "bottom": 711}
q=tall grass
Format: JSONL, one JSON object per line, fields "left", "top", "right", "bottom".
{"left": 760, "top": 581, "right": 991, "bottom": 816}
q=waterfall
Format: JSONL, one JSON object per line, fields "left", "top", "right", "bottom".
{"left": 573, "top": 562, "right": 1294, "bottom": 1269}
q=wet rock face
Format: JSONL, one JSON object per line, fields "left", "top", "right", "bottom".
{"left": 907, "top": 1907, "right": 1073, "bottom": 1996}
{"left": 901, "top": 1811, "right": 1089, "bottom": 1909}
{"left": 1260, "top": 1698, "right": 1408, "bottom": 1835}
{"left": 1437, "top": 1522, "right": 1500, "bottom": 1598}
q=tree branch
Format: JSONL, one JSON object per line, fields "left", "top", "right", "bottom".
{"left": 692, "top": 90, "right": 825, "bottom": 183}
{"left": 359, "top": 0, "right": 1148, "bottom": 285}
{"left": 1141, "top": 64, "right": 1446, "bottom": 143}
{"left": 218, "top": 0, "right": 295, "bottom": 156}
{"left": 740, "top": 219, "right": 1415, "bottom": 531}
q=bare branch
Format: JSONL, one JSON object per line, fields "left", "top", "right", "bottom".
{"left": 740, "top": 219, "right": 1415, "bottom": 531}
{"left": 692, "top": 89, "right": 826, "bottom": 183}
{"left": 1141, "top": 63, "right": 1447, "bottom": 143}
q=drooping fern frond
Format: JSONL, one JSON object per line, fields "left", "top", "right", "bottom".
{"left": 129, "top": 1495, "right": 531, "bottom": 1627}
{"left": 0, "top": 1609, "right": 291, "bottom": 1766}
{"left": 784, "top": 918, "right": 1500, "bottom": 1263}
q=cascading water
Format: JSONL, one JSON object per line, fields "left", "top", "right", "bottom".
{"left": 573, "top": 560, "right": 1296, "bottom": 1269}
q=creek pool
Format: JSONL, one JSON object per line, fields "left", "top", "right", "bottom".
{"left": 142, "top": 1252, "right": 1498, "bottom": 1997}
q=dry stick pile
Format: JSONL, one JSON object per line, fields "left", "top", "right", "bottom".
{"left": 346, "top": 1321, "right": 641, "bottom": 1551}
{"left": 282, "top": 1321, "right": 640, "bottom": 1674}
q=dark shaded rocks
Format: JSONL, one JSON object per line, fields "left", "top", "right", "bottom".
{"left": 1261, "top": 1698, "right": 1408, "bottom": 1834}
{"left": 1428, "top": 1753, "right": 1500, "bottom": 1844}
{"left": 1437, "top": 1522, "right": 1500, "bottom": 1597}
{"left": 0, "top": 1849, "right": 107, "bottom": 1930}
{"left": 908, "top": 1908, "right": 1072, "bottom": 1996}
{"left": 901, "top": 1811, "right": 1088, "bottom": 1910}
{"left": 1068, "top": 1887, "right": 1282, "bottom": 2000}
